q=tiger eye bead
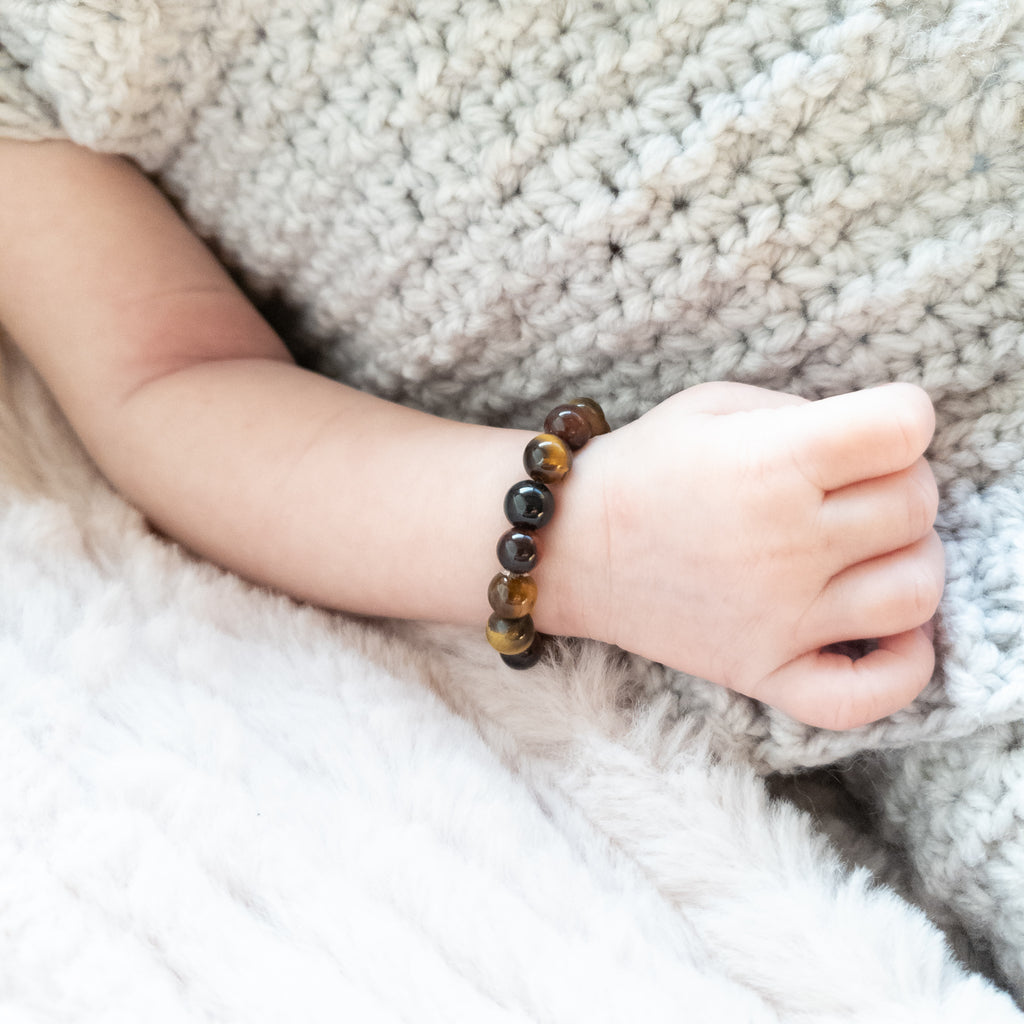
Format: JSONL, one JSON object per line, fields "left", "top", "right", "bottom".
{"left": 486, "top": 613, "right": 536, "bottom": 656}
{"left": 488, "top": 572, "right": 538, "bottom": 618}
{"left": 567, "top": 397, "right": 610, "bottom": 436}
{"left": 496, "top": 529, "right": 539, "bottom": 574}
{"left": 504, "top": 480, "right": 555, "bottom": 529}
{"left": 524, "top": 433, "right": 573, "bottom": 484}
{"left": 543, "top": 405, "right": 592, "bottom": 450}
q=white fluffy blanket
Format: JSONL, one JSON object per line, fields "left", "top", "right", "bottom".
{"left": 1, "top": 342, "right": 1020, "bottom": 1021}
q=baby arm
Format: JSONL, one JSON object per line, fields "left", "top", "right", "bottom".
{"left": 0, "top": 140, "right": 944, "bottom": 730}
{"left": 0, "top": 139, "right": 541, "bottom": 628}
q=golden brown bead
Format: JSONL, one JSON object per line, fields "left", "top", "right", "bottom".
{"left": 543, "top": 405, "right": 592, "bottom": 450}
{"left": 524, "top": 433, "right": 573, "bottom": 483}
{"left": 486, "top": 613, "right": 536, "bottom": 656}
{"left": 488, "top": 572, "right": 538, "bottom": 618}
{"left": 568, "top": 397, "right": 610, "bottom": 436}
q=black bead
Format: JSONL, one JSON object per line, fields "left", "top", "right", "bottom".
{"left": 500, "top": 636, "right": 545, "bottom": 669}
{"left": 497, "top": 529, "right": 539, "bottom": 574}
{"left": 503, "top": 479, "right": 555, "bottom": 529}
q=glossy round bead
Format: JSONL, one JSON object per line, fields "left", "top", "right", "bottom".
{"left": 488, "top": 572, "right": 538, "bottom": 618}
{"left": 504, "top": 479, "right": 555, "bottom": 529}
{"left": 485, "top": 613, "right": 535, "bottom": 656}
{"left": 567, "top": 396, "right": 610, "bottom": 436}
{"left": 543, "top": 405, "right": 592, "bottom": 450}
{"left": 496, "top": 529, "right": 539, "bottom": 574}
{"left": 501, "top": 636, "right": 545, "bottom": 670}
{"left": 524, "top": 433, "right": 573, "bottom": 484}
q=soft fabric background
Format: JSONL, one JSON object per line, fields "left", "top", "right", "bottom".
{"left": 2, "top": 0, "right": 1024, "bottom": 1016}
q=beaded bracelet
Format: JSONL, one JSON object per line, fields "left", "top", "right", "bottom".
{"left": 486, "top": 398, "right": 610, "bottom": 669}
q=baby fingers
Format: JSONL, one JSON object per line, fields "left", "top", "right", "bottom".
{"left": 790, "top": 383, "right": 936, "bottom": 492}
{"left": 801, "top": 530, "right": 946, "bottom": 652}
{"left": 818, "top": 456, "right": 939, "bottom": 570}
{"left": 753, "top": 626, "right": 936, "bottom": 730}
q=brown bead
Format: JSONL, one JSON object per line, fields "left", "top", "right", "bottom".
{"left": 523, "top": 433, "right": 573, "bottom": 483}
{"left": 488, "top": 572, "right": 537, "bottom": 618}
{"left": 543, "top": 405, "right": 592, "bottom": 450}
{"left": 568, "top": 396, "right": 610, "bottom": 436}
{"left": 486, "top": 613, "right": 536, "bottom": 656}
{"left": 497, "top": 528, "right": 539, "bottom": 574}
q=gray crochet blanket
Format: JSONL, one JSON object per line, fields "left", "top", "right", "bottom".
{"left": 2, "top": 0, "right": 1024, "bottom": 1016}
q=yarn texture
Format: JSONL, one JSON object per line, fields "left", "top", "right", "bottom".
{"left": 3, "top": 0, "right": 1024, "bottom": 1013}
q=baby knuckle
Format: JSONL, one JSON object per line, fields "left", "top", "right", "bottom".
{"left": 907, "top": 562, "right": 943, "bottom": 622}
{"left": 905, "top": 466, "right": 939, "bottom": 537}
{"left": 889, "top": 384, "right": 936, "bottom": 459}
{"left": 686, "top": 381, "right": 740, "bottom": 408}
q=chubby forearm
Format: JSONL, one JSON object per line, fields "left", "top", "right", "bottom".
{"left": 0, "top": 139, "right": 600, "bottom": 633}
{"left": 98, "top": 355, "right": 554, "bottom": 627}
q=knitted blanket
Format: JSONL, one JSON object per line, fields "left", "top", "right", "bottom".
{"left": 2, "top": 0, "right": 1024, "bottom": 1017}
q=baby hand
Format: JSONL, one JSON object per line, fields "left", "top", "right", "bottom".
{"left": 576, "top": 383, "right": 944, "bottom": 730}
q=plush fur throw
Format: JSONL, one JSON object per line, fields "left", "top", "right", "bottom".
{"left": 2, "top": 0, "right": 1024, "bottom": 1015}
